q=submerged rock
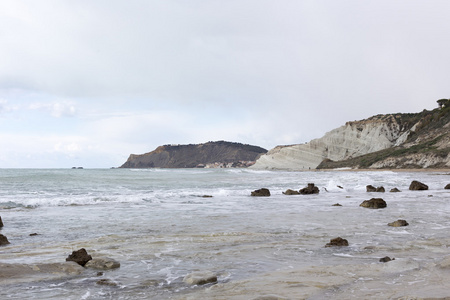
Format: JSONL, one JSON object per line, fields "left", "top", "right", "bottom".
{"left": 445, "top": 183, "right": 450, "bottom": 189}
{"left": 379, "top": 256, "right": 394, "bottom": 263}
{"left": 183, "top": 271, "right": 218, "bottom": 285}
{"left": 282, "top": 189, "right": 300, "bottom": 195}
{"left": 0, "top": 216, "right": 3, "bottom": 228}
{"left": 0, "top": 234, "right": 10, "bottom": 246}
{"left": 85, "top": 258, "right": 120, "bottom": 270}
{"left": 299, "top": 183, "right": 319, "bottom": 195}
{"left": 66, "top": 248, "right": 92, "bottom": 266}
{"left": 96, "top": 278, "right": 118, "bottom": 286}
{"left": 409, "top": 180, "right": 428, "bottom": 190}
{"left": 390, "top": 188, "right": 401, "bottom": 193}
{"left": 388, "top": 219, "right": 409, "bottom": 227}
{"left": 332, "top": 203, "right": 342, "bottom": 206}
{"left": 360, "top": 198, "right": 387, "bottom": 209}
{"left": 251, "top": 188, "right": 271, "bottom": 197}
{"left": 325, "top": 237, "right": 349, "bottom": 247}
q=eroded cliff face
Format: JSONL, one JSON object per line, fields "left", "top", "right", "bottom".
{"left": 251, "top": 115, "right": 419, "bottom": 170}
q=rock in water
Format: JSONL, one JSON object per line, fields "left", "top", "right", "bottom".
{"left": 251, "top": 188, "right": 271, "bottom": 197}
{"left": 366, "top": 185, "right": 385, "bottom": 192}
{"left": 390, "top": 188, "right": 401, "bottom": 193}
{"left": 409, "top": 180, "right": 428, "bottom": 190}
{"left": 388, "top": 220, "right": 409, "bottom": 227}
{"left": 325, "top": 237, "right": 349, "bottom": 247}
{"left": 299, "top": 183, "right": 319, "bottom": 194}
{"left": 183, "top": 271, "right": 218, "bottom": 285}
{"left": 366, "top": 185, "right": 376, "bottom": 192}
{"left": 0, "top": 234, "right": 10, "bottom": 246}
{"left": 445, "top": 183, "right": 450, "bottom": 189}
{"left": 282, "top": 189, "right": 300, "bottom": 195}
{"left": 0, "top": 216, "right": 3, "bottom": 228}
{"left": 379, "top": 256, "right": 394, "bottom": 263}
{"left": 360, "top": 198, "right": 387, "bottom": 209}
{"left": 85, "top": 258, "right": 120, "bottom": 270}
{"left": 66, "top": 248, "right": 92, "bottom": 266}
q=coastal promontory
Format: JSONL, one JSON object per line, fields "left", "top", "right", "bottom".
{"left": 120, "top": 141, "right": 267, "bottom": 168}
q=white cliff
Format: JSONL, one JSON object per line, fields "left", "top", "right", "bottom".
{"left": 251, "top": 115, "right": 417, "bottom": 170}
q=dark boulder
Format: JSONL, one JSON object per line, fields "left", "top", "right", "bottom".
{"left": 445, "top": 184, "right": 450, "bottom": 190}
{"left": 299, "top": 183, "right": 319, "bottom": 195}
{"left": 0, "top": 216, "right": 3, "bottom": 228}
{"left": 360, "top": 198, "right": 387, "bottom": 209}
{"left": 283, "top": 189, "right": 300, "bottom": 195}
{"left": 366, "top": 185, "right": 385, "bottom": 192}
{"left": 66, "top": 248, "right": 92, "bottom": 266}
{"left": 409, "top": 180, "right": 428, "bottom": 191}
{"left": 0, "top": 234, "right": 10, "bottom": 246}
{"left": 390, "top": 188, "right": 401, "bottom": 193}
{"left": 388, "top": 220, "right": 409, "bottom": 227}
{"left": 379, "top": 256, "right": 394, "bottom": 263}
{"left": 325, "top": 237, "right": 349, "bottom": 247}
{"left": 332, "top": 203, "right": 342, "bottom": 206}
{"left": 366, "top": 185, "right": 376, "bottom": 192}
{"left": 251, "top": 188, "right": 271, "bottom": 197}
{"left": 376, "top": 186, "right": 385, "bottom": 192}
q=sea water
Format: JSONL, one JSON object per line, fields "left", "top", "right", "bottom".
{"left": 0, "top": 168, "right": 450, "bottom": 299}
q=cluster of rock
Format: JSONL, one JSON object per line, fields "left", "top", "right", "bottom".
{"left": 66, "top": 248, "right": 120, "bottom": 270}
{"left": 251, "top": 184, "right": 320, "bottom": 197}
{"left": 323, "top": 179, "right": 441, "bottom": 264}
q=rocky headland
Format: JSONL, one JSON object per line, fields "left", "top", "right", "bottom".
{"left": 120, "top": 141, "right": 267, "bottom": 168}
{"left": 251, "top": 100, "right": 450, "bottom": 170}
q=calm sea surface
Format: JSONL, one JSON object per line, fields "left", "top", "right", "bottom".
{"left": 1, "top": 168, "right": 450, "bottom": 299}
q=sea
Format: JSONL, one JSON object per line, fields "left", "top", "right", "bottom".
{"left": 0, "top": 168, "right": 450, "bottom": 299}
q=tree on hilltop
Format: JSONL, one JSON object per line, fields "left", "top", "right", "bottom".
{"left": 437, "top": 99, "right": 449, "bottom": 108}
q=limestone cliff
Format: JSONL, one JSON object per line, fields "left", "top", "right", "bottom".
{"left": 120, "top": 141, "right": 267, "bottom": 168}
{"left": 252, "top": 102, "right": 450, "bottom": 170}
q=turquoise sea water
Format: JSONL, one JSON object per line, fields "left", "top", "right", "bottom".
{"left": 0, "top": 168, "right": 450, "bottom": 299}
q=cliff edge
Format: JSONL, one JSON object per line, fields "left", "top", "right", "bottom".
{"left": 251, "top": 100, "right": 450, "bottom": 170}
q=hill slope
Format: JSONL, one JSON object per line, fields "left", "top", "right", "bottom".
{"left": 120, "top": 141, "right": 267, "bottom": 168}
{"left": 251, "top": 101, "right": 450, "bottom": 170}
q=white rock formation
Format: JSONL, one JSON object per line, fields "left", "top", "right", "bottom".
{"left": 251, "top": 115, "right": 417, "bottom": 170}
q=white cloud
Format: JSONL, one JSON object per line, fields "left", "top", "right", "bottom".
{"left": 28, "top": 101, "right": 76, "bottom": 117}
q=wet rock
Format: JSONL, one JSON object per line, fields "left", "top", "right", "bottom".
{"left": 366, "top": 185, "right": 384, "bottom": 192}
{"left": 409, "top": 180, "right": 428, "bottom": 191}
{"left": 251, "top": 188, "right": 271, "bottom": 197}
{"left": 65, "top": 248, "right": 92, "bottom": 266}
{"left": 201, "top": 195, "right": 213, "bottom": 198}
{"left": 366, "top": 185, "right": 377, "bottom": 192}
{"left": 325, "top": 237, "right": 349, "bottom": 247}
{"left": 85, "top": 257, "right": 120, "bottom": 270}
{"left": 96, "top": 278, "right": 118, "bottom": 286}
{"left": 388, "top": 219, "right": 409, "bottom": 227}
{"left": 282, "top": 189, "right": 300, "bottom": 195}
{"left": 390, "top": 188, "right": 401, "bottom": 193}
{"left": 332, "top": 203, "right": 342, "bottom": 206}
{"left": 0, "top": 234, "right": 10, "bottom": 246}
{"left": 0, "top": 216, "right": 3, "bottom": 228}
{"left": 29, "top": 233, "right": 39, "bottom": 236}
{"left": 183, "top": 271, "right": 218, "bottom": 285}
{"left": 376, "top": 186, "right": 385, "bottom": 192}
{"left": 379, "top": 256, "right": 394, "bottom": 263}
{"left": 299, "top": 183, "right": 319, "bottom": 195}
{"left": 337, "top": 185, "right": 344, "bottom": 189}
{"left": 360, "top": 198, "right": 387, "bottom": 209}
{"left": 445, "top": 183, "right": 450, "bottom": 189}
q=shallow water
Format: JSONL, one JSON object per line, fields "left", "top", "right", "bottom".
{"left": 0, "top": 168, "right": 450, "bottom": 299}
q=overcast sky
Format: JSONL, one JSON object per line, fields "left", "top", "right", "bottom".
{"left": 1, "top": 1, "right": 449, "bottom": 168}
